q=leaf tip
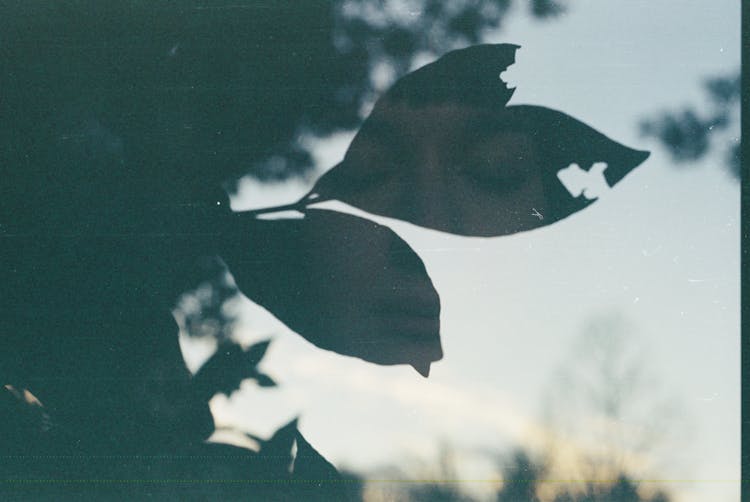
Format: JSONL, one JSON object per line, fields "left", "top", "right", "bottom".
{"left": 603, "top": 147, "right": 651, "bottom": 187}
{"left": 411, "top": 361, "right": 431, "bottom": 378}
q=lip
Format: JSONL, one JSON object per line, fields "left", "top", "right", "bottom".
{"left": 339, "top": 315, "right": 443, "bottom": 368}
{"left": 222, "top": 208, "right": 444, "bottom": 371}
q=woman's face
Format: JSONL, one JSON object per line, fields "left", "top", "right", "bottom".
{"left": 336, "top": 100, "right": 550, "bottom": 237}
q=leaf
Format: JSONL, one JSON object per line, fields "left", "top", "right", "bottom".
{"left": 308, "top": 45, "right": 649, "bottom": 237}
{"left": 258, "top": 418, "right": 298, "bottom": 476}
{"left": 292, "top": 430, "right": 340, "bottom": 480}
{"left": 381, "top": 43, "right": 519, "bottom": 109}
{"left": 219, "top": 209, "right": 442, "bottom": 376}
{"left": 245, "top": 339, "right": 271, "bottom": 366}
{"left": 192, "top": 340, "right": 272, "bottom": 399}
{"left": 255, "top": 373, "right": 277, "bottom": 388}
{"left": 292, "top": 431, "right": 363, "bottom": 502}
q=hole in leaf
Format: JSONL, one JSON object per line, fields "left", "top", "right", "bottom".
{"left": 499, "top": 52, "right": 519, "bottom": 90}
{"left": 556, "top": 162, "right": 611, "bottom": 200}
{"left": 499, "top": 68, "right": 517, "bottom": 90}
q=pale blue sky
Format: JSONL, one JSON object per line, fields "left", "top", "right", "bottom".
{"left": 182, "top": 2, "right": 740, "bottom": 501}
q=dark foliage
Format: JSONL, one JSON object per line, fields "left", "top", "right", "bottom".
{"left": 178, "top": 257, "right": 241, "bottom": 341}
{"left": 640, "top": 72, "right": 740, "bottom": 178}
{"left": 337, "top": 0, "right": 564, "bottom": 78}
{"left": 0, "top": 411, "right": 360, "bottom": 501}
{"left": 0, "top": 0, "right": 317, "bottom": 491}
{"left": 531, "top": 0, "right": 567, "bottom": 18}
{"left": 1, "top": 0, "right": 346, "bottom": 231}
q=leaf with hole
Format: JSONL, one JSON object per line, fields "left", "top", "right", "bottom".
{"left": 308, "top": 44, "right": 649, "bottom": 236}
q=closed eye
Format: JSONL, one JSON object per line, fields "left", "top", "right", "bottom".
{"left": 461, "top": 160, "right": 527, "bottom": 193}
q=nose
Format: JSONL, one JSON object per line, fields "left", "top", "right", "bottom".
{"left": 404, "top": 144, "right": 459, "bottom": 234}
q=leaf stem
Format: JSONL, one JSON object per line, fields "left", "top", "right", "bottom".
{"left": 232, "top": 189, "right": 328, "bottom": 217}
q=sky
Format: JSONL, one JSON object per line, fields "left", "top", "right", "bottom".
{"left": 180, "top": 2, "right": 741, "bottom": 501}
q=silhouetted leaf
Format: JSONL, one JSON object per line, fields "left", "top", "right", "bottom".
{"left": 293, "top": 430, "right": 340, "bottom": 480}
{"left": 259, "top": 418, "right": 299, "bottom": 476}
{"left": 293, "top": 431, "right": 365, "bottom": 502}
{"left": 246, "top": 340, "right": 272, "bottom": 366}
{"left": 308, "top": 45, "right": 648, "bottom": 237}
{"left": 312, "top": 105, "right": 648, "bottom": 237}
{"left": 255, "top": 373, "right": 277, "bottom": 388}
{"left": 219, "top": 209, "right": 442, "bottom": 376}
{"left": 373, "top": 43, "right": 519, "bottom": 109}
{"left": 192, "top": 340, "right": 272, "bottom": 399}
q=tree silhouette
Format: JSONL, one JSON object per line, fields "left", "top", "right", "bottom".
{"left": 495, "top": 450, "right": 672, "bottom": 502}
{"left": 496, "top": 450, "right": 545, "bottom": 502}
{"left": 539, "top": 314, "right": 686, "bottom": 487}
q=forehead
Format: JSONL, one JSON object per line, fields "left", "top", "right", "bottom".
{"left": 357, "top": 100, "right": 537, "bottom": 161}
{"left": 365, "top": 100, "right": 495, "bottom": 142}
